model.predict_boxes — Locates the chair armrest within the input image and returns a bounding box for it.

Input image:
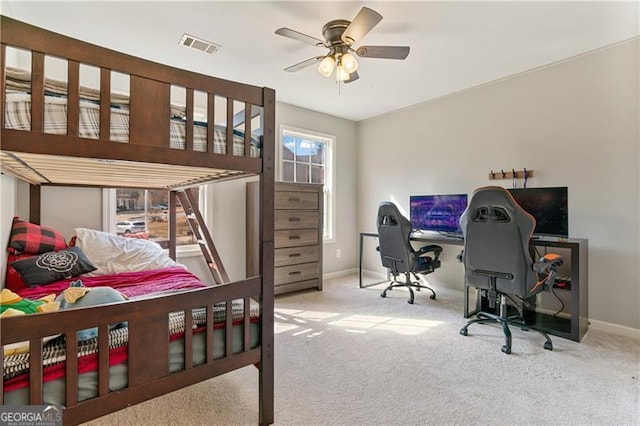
[415,244,443,258]
[531,253,563,292]
[533,253,563,273]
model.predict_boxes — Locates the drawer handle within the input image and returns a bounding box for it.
[288,217,301,222]
[288,197,300,202]
[289,253,301,258]
[289,271,302,276]
[288,235,301,240]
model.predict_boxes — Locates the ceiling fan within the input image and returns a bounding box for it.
[275,7,410,84]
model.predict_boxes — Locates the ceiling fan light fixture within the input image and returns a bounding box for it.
[318,56,335,77]
[276,7,410,84]
[336,66,350,82]
[341,53,358,74]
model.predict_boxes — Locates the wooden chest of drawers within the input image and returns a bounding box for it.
[247,181,323,295]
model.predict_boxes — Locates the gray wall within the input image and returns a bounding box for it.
[357,39,639,330]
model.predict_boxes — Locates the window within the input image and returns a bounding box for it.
[106,188,201,249]
[279,125,335,241]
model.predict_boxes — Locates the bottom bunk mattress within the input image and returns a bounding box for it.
[2,267,260,405]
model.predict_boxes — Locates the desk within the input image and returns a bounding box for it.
[358,232,589,342]
[358,232,462,289]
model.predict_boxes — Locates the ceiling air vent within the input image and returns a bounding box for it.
[179,33,220,55]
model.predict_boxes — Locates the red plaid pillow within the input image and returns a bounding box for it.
[7,217,68,255]
[5,252,34,292]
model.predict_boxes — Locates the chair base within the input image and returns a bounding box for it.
[459,311,553,354]
[380,272,436,304]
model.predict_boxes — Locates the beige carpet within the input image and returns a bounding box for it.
[87,274,640,425]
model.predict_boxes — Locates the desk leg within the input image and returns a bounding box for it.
[464,287,480,318]
[358,233,389,289]
[359,233,364,288]
[464,287,471,318]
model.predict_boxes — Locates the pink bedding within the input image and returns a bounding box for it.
[3,267,215,392]
[15,266,207,300]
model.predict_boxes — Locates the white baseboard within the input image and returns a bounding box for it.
[323,268,358,280]
[360,269,387,280]
[588,319,640,340]
[323,268,388,281]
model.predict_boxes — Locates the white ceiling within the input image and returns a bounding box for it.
[1,1,638,121]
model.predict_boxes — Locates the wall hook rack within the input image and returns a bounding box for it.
[488,169,533,180]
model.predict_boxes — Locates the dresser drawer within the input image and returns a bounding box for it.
[275,246,320,267]
[275,210,319,230]
[275,229,318,248]
[275,262,319,285]
[275,191,318,210]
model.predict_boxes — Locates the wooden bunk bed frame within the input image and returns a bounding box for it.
[0,16,275,425]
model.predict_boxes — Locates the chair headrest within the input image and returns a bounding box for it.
[462,186,535,235]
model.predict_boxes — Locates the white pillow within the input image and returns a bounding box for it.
[74,228,184,276]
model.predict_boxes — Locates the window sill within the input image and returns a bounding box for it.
[175,245,203,259]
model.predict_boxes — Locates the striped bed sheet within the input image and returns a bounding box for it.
[3,300,260,388]
[3,68,261,158]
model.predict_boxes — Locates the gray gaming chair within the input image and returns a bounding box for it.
[376,202,442,304]
[458,186,563,354]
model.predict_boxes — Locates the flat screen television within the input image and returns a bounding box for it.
[409,194,468,234]
[507,186,568,237]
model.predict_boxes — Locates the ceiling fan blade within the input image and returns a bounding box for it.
[344,71,359,84]
[284,56,323,72]
[341,7,383,45]
[356,45,410,60]
[275,28,325,47]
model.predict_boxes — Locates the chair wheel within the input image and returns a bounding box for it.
[544,341,553,351]
[501,345,511,354]
[459,328,468,336]
[429,294,436,300]
[380,293,386,298]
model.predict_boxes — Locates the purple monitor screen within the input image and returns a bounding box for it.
[410,194,468,233]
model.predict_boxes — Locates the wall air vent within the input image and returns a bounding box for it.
[179,33,220,55]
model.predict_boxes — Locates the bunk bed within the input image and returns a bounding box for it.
[0,16,275,425]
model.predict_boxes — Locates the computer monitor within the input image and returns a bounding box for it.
[507,186,568,238]
[409,194,468,234]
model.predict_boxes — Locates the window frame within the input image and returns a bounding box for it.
[103,187,204,258]
[278,124,336,243]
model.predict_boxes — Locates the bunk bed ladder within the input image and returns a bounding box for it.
[174,190,230,285]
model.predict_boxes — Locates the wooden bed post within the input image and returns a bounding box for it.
[169,191,177,260]
[29,184,41,225]
[259,87,276,426]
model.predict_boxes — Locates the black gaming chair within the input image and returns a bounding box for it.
[376,202,442,304]
[458,186,563,354]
